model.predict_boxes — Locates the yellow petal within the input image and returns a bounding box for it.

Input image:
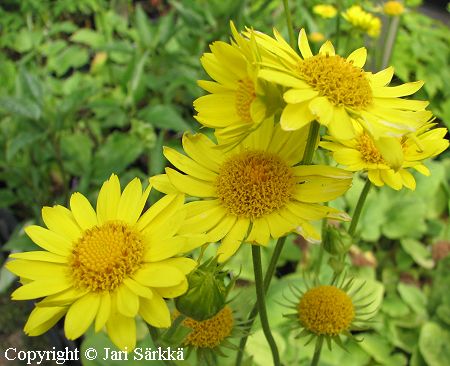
[70,193,97,230]
[149,174,178,194]
[65,293,100,339]
[136,193,184,232]
[24,306,67,336]
[370,66,394,87]
[284,89,319,104]
[42,206,82,243]
[400,169,416,190]
[133,264,184,287]
[280,102,315,131]
[163,146,217,181]
[11,277,72,300]
[166,168,216,197]
[96,174,121,224]
[208,214,237,242]
[9,251,67,263]
[217,218,250,262]
[144,236,186,262]
[95,292,111,332]
[372,81,424,98]
[38,287,88,307]
[139,294,171,328]
[266,211,296,238]
[116,285,139,317]
[182,133,224,172]
[246,217,270,245]
[25,225,72,256]
[178,203,227,236]
[298,28,313,59]
[368,170,384,186]
[116,178,143,224]
[309,96,334,125]
[154,279,188,299]
[346,47,367,68]
[106,310,136,350]
[123,278,153,299]
[156,258,197,274]
[380,170,403,190]
[374,137,404,171]
[319,40,335,56]
[258,69,310,89]
[6,260,66,280]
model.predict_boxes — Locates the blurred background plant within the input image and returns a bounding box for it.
[0,0,448,365]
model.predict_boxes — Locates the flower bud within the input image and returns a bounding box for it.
[323,226,353,255]
[175,257,233,321]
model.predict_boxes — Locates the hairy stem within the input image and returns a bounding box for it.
[282,0,296,48]
[348,179,371,236]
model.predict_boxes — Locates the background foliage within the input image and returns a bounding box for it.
[0,0,449,365]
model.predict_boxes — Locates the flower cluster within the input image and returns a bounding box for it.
[342,5,382,38]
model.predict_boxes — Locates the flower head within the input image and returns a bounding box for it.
[151,119,352,262]
[313,4,337,19]
[285,276,374,350]
[321,122,449,190]
[250,28,431,140]
[6,175,203,350]
[342,5,382,38]
[194,22,280,146]
[383,1,405,16]
[309,32,325,43]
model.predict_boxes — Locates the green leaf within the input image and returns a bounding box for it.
[382,294,410,317]
[47,45,89,76]
[0,264,16,294]
[382,198,427,239]
[12,28,33,53]
[138,104,191,132]
[60,133,94,174]
[19,69,43,104]
[92,133,144,183]
[397,283,427,317]
[400,238,434,269]
[0,96,41,120]
[125,50,150,106]
[135,4,153,49]
[246,329,286,366]
[419,322,450,366]
[6,131,46,161]
[70,28,105,48]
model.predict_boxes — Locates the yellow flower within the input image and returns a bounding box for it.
[194,22,278,146]
[321,122,449,190]
[342,5,382,38]
[151,119,352,262]
[285,276,374,350]
[6,175,203,350]
[383,1,405,16]
[249,28,431,140]
[313,4,337,19]
[309,32,325,43]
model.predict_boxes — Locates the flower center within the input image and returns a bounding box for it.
[216,150,296,219]
[298,285,355,336]
[69,221,144,292]
[182,306,234,348]
[235,78,256,122]
[356,133,385,164]
[297,54,372,109]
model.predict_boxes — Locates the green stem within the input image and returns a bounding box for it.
[148,326,176,366]
[252,246,281,366]
[236,237,286,366]
[335,0,342,51]
[348,179,371,236]
[381,16,400,70]
[282,0,296,48]
[301,121,320,165]
[310,337,324,366]
[51,134,69,204]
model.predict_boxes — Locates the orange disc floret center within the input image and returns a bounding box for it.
[216,150,296,219]
[182,306,234,349]
[235,77,256,122]
[69,221,144,292]
[297,54,372,109]
[298,285,355,336]
[356,133,385,164]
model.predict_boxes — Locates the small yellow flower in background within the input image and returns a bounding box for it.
[194,22,280,147]
[309,31,325,43]
[285,277,374,349]
[321,122,449,190]
[151,119,352,262]
[180,306,234,348]
[342,5,382,38]
[6,175,203,350]
[383,1,405,16]
[313,4,337,19]
[251,28,431,140]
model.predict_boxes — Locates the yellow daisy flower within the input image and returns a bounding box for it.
[6,175,203,350]
[342,5,382,38]
[285,276,375,351]
[383,1,405,16]
[309,32,325,43]
[194,22,280,146]
[313,4,337,19]
[249,28,431,140]
[320,122,449,190]
[151,120,352,262]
